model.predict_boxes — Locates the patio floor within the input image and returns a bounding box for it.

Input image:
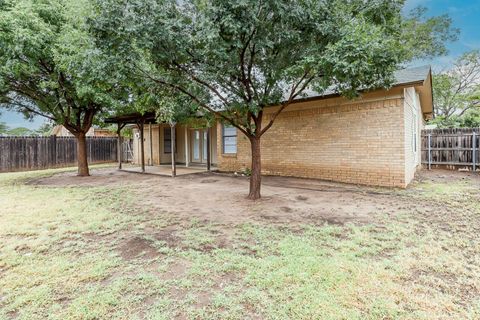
[121,164,216,176]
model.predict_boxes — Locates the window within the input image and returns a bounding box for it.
[164,127,176,154]
[222,125,237,154]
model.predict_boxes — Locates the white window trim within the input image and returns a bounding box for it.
[222,124,237,154]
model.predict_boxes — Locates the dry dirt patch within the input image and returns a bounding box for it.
[29,167,430,228]
[119,237,161,260]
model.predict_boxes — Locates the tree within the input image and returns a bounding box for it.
[93,0,458,199]
[35,122,55,136]
[0,122,8,134]
[433,50,480,123]
[401,6,459,61]
[0,0,121,176]
[6,127,34,136]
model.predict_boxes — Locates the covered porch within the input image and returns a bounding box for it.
[104,112,217,177]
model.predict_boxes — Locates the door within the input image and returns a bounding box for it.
[191,129,209,164]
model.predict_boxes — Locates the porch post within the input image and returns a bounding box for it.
[158,124,162,165]
[139,119,145,173]
[206,128,211,171]
[171,123,176,177]
[185,126,189,167]
[117,123,124,170]
[149,123,153,166]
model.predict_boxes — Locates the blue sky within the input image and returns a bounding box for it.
[404,0,480,71]
[1,0,479,130]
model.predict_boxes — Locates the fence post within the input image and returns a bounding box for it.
[428,133,432,170]
[473,132,477,172]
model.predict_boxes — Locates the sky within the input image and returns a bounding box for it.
[404,0,480,71]
[1,0,479,130]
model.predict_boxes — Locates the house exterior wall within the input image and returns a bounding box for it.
[217,88,424,188]
[403,87,424,183]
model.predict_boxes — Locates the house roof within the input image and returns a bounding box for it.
[292,65,433,117]
[296,65,432,101]
[392,65,431,86]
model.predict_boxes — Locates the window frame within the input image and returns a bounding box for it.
[163,127,176,154]
[222,124,237,154]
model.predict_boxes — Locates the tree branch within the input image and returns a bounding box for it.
[260,72,315,136]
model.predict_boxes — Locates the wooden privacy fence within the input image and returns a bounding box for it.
[422,128,480,171]
[0,136,122,172]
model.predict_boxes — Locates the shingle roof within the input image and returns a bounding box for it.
[295,65,431,101]
[392,65,431,86]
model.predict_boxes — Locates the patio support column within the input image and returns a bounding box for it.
[149,123,153,166]
[206,127,211,171]
[158,125,162,165]
[116,123,125,170]
[185,126,189,167]
[139,119,145,173]
[170,123,176,177]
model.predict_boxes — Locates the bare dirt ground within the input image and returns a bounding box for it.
[31,167,480,227]
[30,167,424,226]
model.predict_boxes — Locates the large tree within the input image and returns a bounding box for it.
[93,0,457,199]
[0,0,121,176]
[432,50,480,123]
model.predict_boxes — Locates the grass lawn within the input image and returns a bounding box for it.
[0,166,479,319]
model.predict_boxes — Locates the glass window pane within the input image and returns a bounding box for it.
[223,126,236,136]
[223,125,237,154]
[193,131,200,160]
[164,128,172,153]
[223,136,237,153]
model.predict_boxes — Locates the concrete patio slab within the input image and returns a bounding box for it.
[120,164,216,176]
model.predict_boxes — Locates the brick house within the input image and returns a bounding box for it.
[124,65,432,188]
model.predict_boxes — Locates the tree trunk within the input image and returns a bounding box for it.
[76,132,90,176]
[248,136,261,200]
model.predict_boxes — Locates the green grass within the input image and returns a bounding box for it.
[0,168,479,319]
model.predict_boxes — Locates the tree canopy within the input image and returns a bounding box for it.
[432,50,480,122]
[401,6,459,61]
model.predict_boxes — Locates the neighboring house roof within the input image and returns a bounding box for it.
[50,125,65,136]
[51,125,116,137]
